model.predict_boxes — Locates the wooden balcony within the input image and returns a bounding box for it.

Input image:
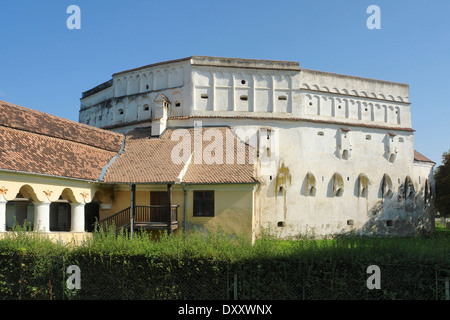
[99,205,179,233]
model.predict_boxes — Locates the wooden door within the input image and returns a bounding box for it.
[150,191,168,222]
[150,191,168,205]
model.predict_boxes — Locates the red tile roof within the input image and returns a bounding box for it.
[0,101,123,152]
[0,100,124,181]
[102,127,257,184]
[414,150,435,163]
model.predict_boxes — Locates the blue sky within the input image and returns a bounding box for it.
[0,0,449,165]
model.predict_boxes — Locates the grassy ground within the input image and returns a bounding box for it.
[435,221,450,235]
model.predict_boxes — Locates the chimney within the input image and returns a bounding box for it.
[151,93,171,137]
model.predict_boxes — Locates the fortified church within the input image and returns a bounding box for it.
[0,56,435,240]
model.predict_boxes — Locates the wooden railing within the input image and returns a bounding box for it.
[99,205,179,231]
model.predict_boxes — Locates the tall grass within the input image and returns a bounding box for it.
[0,224,448,267]
[0,223,66,256]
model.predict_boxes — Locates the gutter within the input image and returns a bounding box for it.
[181,183,187,240]
[97,135,127,182]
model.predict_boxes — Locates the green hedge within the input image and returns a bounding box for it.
[0,227,448,300]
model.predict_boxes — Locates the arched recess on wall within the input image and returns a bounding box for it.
[404,176,415,199]
[114,102,125,124]
[128,75,140,95]
[170,91,183,111]
[59,188,77,203]
[424,179,432,204]
[357,174,369,198]
[6,185,38,230]
[16,185,39,202]
[305,172,316,197]
[395,106,401,124]
[114,79,123,96]
[332,173,344,197]
[381,174,393,199]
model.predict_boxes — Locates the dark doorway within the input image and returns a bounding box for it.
[85,202,99,232]
[150,191,168,205]
[150,191,168,222]
[50,202,71,231]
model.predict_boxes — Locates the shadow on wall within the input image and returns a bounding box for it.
[350,177,434,237]
[295,174,435,238]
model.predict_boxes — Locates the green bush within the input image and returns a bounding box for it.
[0,226,448,299]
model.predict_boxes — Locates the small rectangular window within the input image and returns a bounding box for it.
[201,94,208,99]
[193,191,214,217]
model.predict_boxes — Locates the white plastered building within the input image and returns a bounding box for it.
[79,56,435,238]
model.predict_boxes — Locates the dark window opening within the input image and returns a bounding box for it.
[85,202,99,232]
[193,191,214,217]
[278,186,283,196]
[50,202,71,232]
[342,149,349,160]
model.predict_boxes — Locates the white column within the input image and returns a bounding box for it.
[70,202,85,232]
[0,196,7,232]
[33,200,51,232]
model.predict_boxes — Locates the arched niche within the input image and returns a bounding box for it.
[357,174,369,198]
[305,172,316,197]
[382,174,393,199]
[332,173,344,197]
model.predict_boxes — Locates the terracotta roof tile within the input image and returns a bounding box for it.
[0,126,119,181]
[0,100,123,152]
[414,150,435,163]
[102,127,257,184]
[182,127,257,184]
[0,100,124,181]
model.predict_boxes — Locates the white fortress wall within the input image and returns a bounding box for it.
[78,56,433,237]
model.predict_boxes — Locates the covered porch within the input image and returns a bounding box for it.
[99,205,179,233]
[98,184,179,235]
